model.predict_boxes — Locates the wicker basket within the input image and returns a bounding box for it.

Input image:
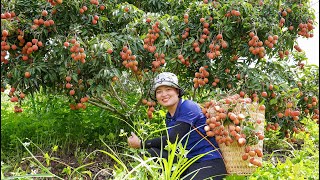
[219,139,263,175]
[208,101,265,175]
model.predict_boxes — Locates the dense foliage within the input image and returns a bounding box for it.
[2,0,318,140]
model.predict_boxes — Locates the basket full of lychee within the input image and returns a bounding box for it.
[202,94,265,175]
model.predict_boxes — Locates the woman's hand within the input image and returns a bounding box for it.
[127,132,141,149]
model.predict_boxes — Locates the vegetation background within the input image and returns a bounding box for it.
[1,0,319,179]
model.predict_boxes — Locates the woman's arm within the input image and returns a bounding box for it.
[142,121,191,149]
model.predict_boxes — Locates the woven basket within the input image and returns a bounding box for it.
[219,139,263,175]
[208,101,265,175]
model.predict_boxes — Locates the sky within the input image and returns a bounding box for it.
[297,0,319,66]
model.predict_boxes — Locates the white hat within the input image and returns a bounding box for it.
[150,72,184,100]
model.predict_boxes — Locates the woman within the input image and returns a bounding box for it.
[128,72,227,180]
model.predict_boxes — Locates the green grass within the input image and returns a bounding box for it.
[1,92,128,163]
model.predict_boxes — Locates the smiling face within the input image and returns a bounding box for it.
[155,85,180,114]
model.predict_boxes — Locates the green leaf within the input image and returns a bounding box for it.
[52,145,58,152]
[62,166,72,175]
[270,98,277,105]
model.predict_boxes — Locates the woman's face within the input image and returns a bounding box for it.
[155,85,180,108]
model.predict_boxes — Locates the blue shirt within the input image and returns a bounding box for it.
[165,99,222,162]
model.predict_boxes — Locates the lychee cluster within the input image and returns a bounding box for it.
[7,87,26,113]
[278,49,290,59]
[197,18,210,45]
[120,45,138,72]
[177,54,190,67]
[20,38,43,61]
[224,9,241,17]
[47,0,63,6]
[264,34,278,49]
[64,38,87,64]
[143,21,160,53]
[297,20,315,38]
[206,33,228,59]
[181,27,190,40]
[151,53,166,71]
[193,67,209,88]
[142,99,156,119]
[1,11,16,20]
[31,10,55,30]
[248,32,265,58]
[69,96,89,110]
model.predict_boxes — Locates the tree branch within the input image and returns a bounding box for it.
[132,74,152,111]
[88,98,129,121]
[95,96,117,110]
[109,84,128,109]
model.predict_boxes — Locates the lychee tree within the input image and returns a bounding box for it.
[1,0,319,140]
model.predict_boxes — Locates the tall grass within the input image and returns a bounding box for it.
[1,92,129,166]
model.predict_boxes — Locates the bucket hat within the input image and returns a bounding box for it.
[150,72,184,101]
